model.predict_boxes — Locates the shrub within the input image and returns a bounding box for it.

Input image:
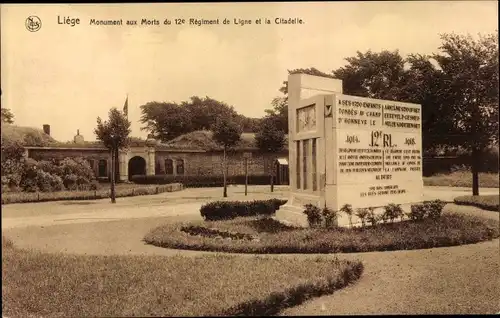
[322,207,338,228]
[453,195,499,212]
[366,208,378,226]
[407,204,427,221]
[303,204,322,228]
[200,199,285,221]
[383,203,404,223]
[355,208,370,228]
[340,204,354,228]
[424,199,447,219]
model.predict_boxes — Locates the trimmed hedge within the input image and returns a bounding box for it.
[200,199,288,221]
[453,195,499,212]
[1,183,183,204]
[131,174,278,187]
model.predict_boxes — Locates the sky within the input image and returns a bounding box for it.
[1,1,498,142]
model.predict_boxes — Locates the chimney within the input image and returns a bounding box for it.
[74,129,84,144]
[43,124,50,136]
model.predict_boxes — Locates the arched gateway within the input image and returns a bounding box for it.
[128,156,146,180]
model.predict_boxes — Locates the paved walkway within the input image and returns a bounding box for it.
[2,185,499,315]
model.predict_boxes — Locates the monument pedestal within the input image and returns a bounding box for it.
[277,73,424,228]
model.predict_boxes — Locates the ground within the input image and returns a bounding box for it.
[2,185,499,315]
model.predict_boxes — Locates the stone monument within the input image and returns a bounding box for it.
[275,74,424,227]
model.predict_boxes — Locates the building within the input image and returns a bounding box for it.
[25,125,290,184]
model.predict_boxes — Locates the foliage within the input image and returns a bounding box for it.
[2,238,362,317]
[383,203,404,223]
[302,204,323,228]
[322,207,338,228]
[139,97,260,142]
[1,107,14,124]
[1,124,56,146]
[255,116,286,153]
[199,199,287,221]
[407,200,447,221]
[211,117,242,197]
[145,213,499,254]
[1,183,183,204]
[211,117,243,150]
[355,208,370,227]
[340,204,354,228]
[94,108,131,151]
[453,195,499,212]
[364,207,378,226]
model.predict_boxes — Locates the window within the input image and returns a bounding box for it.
[176,159,185,175]
[87,159,95,169]
[165,159,173,175]
[98,159,107,177]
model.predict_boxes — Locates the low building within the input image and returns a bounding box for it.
[25,126,290,184]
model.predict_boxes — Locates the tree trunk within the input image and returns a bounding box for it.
[245,157,248,196]
[270,157,275,193]
[472,147,480,196]
[223,147,227,198]
[110,148,116,204]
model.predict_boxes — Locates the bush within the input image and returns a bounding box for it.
[383,204,404,223]
[303,204,322,228]
[322,207,338,228]
[408,200,447,221]
[453,195,499,212]
[200,199,286,221]
[424,199,447,219]
[355,208,370,227]
[407,204,427,221]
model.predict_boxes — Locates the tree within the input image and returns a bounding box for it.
[1,108,14,124]
[139,101,192,142]
[94,108,131,203]
[333,50,407,100]
[255,116,286,192]
[431,32,499,195]
[211,117,242,198]
[183,96,239,131]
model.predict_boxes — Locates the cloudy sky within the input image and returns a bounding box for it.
[1,2,497,141]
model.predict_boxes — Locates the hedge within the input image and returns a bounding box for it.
[453,195,499,212]
[130,174,278,187]
[200,199,288,221]
[1,183,183,204]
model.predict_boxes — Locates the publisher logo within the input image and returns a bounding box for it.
[26,16,42,32]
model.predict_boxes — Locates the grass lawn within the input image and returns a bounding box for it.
[454,195,499,212]
[2,238,363,317]
[423,171,499,188]
[144,213,499,254]
[1,183,182,205]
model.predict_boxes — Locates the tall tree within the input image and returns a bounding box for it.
[333,50,407,100]
[1,108,14,124]
[94,108,131,203]
[211,117,242,198]
[255,116,286,192]
[139,101,192,142]
[431,32,499,195]
[183,96,239,131]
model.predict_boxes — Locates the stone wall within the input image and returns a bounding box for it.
[155,150,288,177]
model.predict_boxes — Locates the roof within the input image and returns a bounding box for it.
[164,130,289,152]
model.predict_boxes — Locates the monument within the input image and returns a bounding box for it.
[276,74,424,227]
